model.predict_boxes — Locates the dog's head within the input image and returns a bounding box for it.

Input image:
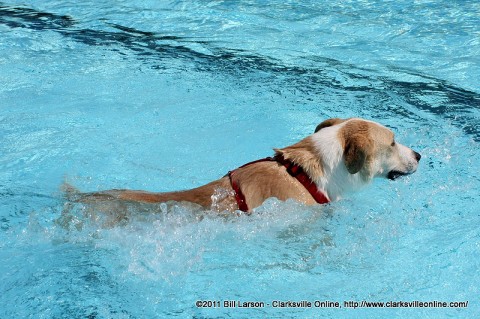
[315,118,421,181]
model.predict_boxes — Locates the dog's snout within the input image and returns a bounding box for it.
[413,151,421,162]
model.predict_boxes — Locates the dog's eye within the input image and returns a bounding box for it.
[391,140,396,147]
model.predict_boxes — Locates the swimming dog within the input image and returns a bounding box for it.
[70,118,421,213]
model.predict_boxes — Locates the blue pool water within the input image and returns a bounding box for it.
[1,1,479,318]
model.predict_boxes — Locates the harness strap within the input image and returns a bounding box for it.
[227,157,274,212]
[227,155,329,212]
[228,170,248,212]
[275,155,330,205]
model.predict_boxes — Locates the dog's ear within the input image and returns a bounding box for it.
[343,133,373,174]
[315,118,346,133]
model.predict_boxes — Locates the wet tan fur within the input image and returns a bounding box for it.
[80,137,322,212]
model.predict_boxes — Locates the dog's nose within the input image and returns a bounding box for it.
[413,151,421,162]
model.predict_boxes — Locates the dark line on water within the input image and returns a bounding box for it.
[1,3,479,140]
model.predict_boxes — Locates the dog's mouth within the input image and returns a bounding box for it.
[387,170,410,180]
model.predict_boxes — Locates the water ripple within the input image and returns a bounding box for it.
[1,4,479,140]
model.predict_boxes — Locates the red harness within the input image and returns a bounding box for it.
[227,155,330,212]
